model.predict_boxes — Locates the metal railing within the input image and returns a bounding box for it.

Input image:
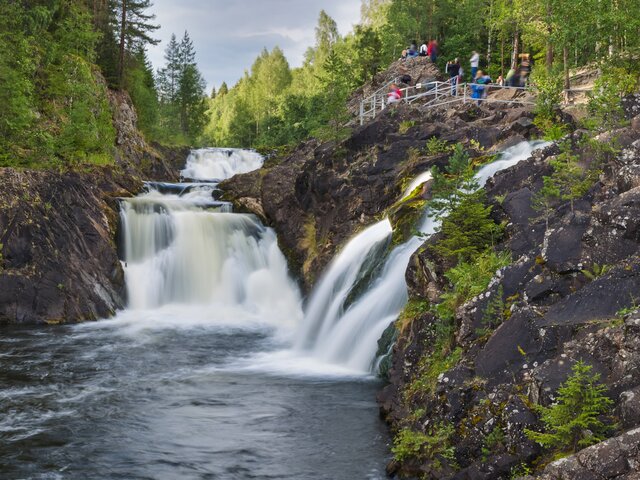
[358,81,592,125]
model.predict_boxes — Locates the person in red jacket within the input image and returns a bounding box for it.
[387,84,402,104]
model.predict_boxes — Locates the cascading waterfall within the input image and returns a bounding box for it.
[181,148,264,180]
[119,148,302,329]
[298,141,548,373]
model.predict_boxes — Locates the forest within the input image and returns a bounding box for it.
[0,0,206,168]
[2,0,640,166]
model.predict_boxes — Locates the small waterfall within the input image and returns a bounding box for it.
[181,148,264,180]
[295,220,393,350]
[119,150,302,329]
[298,141,548,373]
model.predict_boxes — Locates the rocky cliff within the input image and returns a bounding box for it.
[0,90,184,325]
[377,108,640,478]
[221,101,536,288]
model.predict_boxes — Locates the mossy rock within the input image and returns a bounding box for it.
[388,194,427,245]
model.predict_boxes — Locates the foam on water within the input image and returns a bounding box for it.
[181,148,264,180]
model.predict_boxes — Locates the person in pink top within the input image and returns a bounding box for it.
[387,84,402,104]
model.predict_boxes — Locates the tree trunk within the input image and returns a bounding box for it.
[118,0,127,89]
[487,0,494,66]
[563,46,571,102]
[545,3,554,69]
[511,28,519,70]
[501,37,505,77]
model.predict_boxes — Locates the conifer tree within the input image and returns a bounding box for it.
[113,0,159,88]
[526,361,613,453]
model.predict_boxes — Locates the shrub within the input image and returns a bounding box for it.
[435,250,511,322]
[531,66,565,139]
[392,423,455,466]
[587,67,638,131]
[525,361,614,454]
[433,189,504,263]
[425,137,450,155]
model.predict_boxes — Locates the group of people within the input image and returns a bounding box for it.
[446,53,494,100]
[391,44,533,105]
[401,40,438,63]
[503,53,532,87]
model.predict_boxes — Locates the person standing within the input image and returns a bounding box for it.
[419,41,428,56]
[428,40,438,63]
[470,51,480,81]
[446,58,460,95]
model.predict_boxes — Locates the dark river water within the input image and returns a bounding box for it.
[0,319,390,480]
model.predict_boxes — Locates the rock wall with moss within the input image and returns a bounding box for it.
[378,110,640,478]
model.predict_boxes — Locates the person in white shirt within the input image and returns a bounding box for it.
[419,42,428,56]
[470,51,480,82]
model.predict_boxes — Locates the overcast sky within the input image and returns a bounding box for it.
[147,0,362,93]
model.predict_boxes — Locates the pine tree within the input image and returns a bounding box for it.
[156,34,180,102]
[113,0,159,88]
[428,144,479,219]
[176,31,206,141]
[316,49,350,141]
[526,361,614,453]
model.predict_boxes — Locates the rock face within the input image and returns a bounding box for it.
[221,101,538,288]
[379,119,640,478]
[0,89,185,324]
[108,89,189,181]
[0,168,139,324]
[529,427,640,480]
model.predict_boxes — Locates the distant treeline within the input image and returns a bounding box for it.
[204,0,640,148]
[2,0,639,167]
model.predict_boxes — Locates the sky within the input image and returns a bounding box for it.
[147,0,363,93]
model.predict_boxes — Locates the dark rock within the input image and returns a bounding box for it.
[0,168,137,324]
[532,427,640,480]
[541,262,640,327]
[619,387,640,429]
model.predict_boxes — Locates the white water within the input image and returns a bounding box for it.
[119,151,303,331]
[181,148,264,180]
[402,171,434,200]
[298,141,548,373]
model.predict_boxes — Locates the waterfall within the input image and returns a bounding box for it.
[118,150,302,330]
[181,148,264,180]
[297,141,548,373]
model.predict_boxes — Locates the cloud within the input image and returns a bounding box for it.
[146,0,361,91]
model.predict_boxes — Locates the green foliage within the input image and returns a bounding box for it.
[398,120,416,134]
[616,299,639,319]
[435,251,511,322]
[404,346,462,400]
[581,263,611,281]
[510,463,533,479]
[481,285,507,332]
[392,423,455,466]
[434,189,504,263]
[396,298,430,334]
[156,32,208,144]
[0,2,115,168]
[531,67,568,140]
[425,137,451,155]
[587,67,638,131]
[428,144,479,219]
[532,67,564,121]
[482,426,506,460]
[533,141,600,220]
[525,361,614,454]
